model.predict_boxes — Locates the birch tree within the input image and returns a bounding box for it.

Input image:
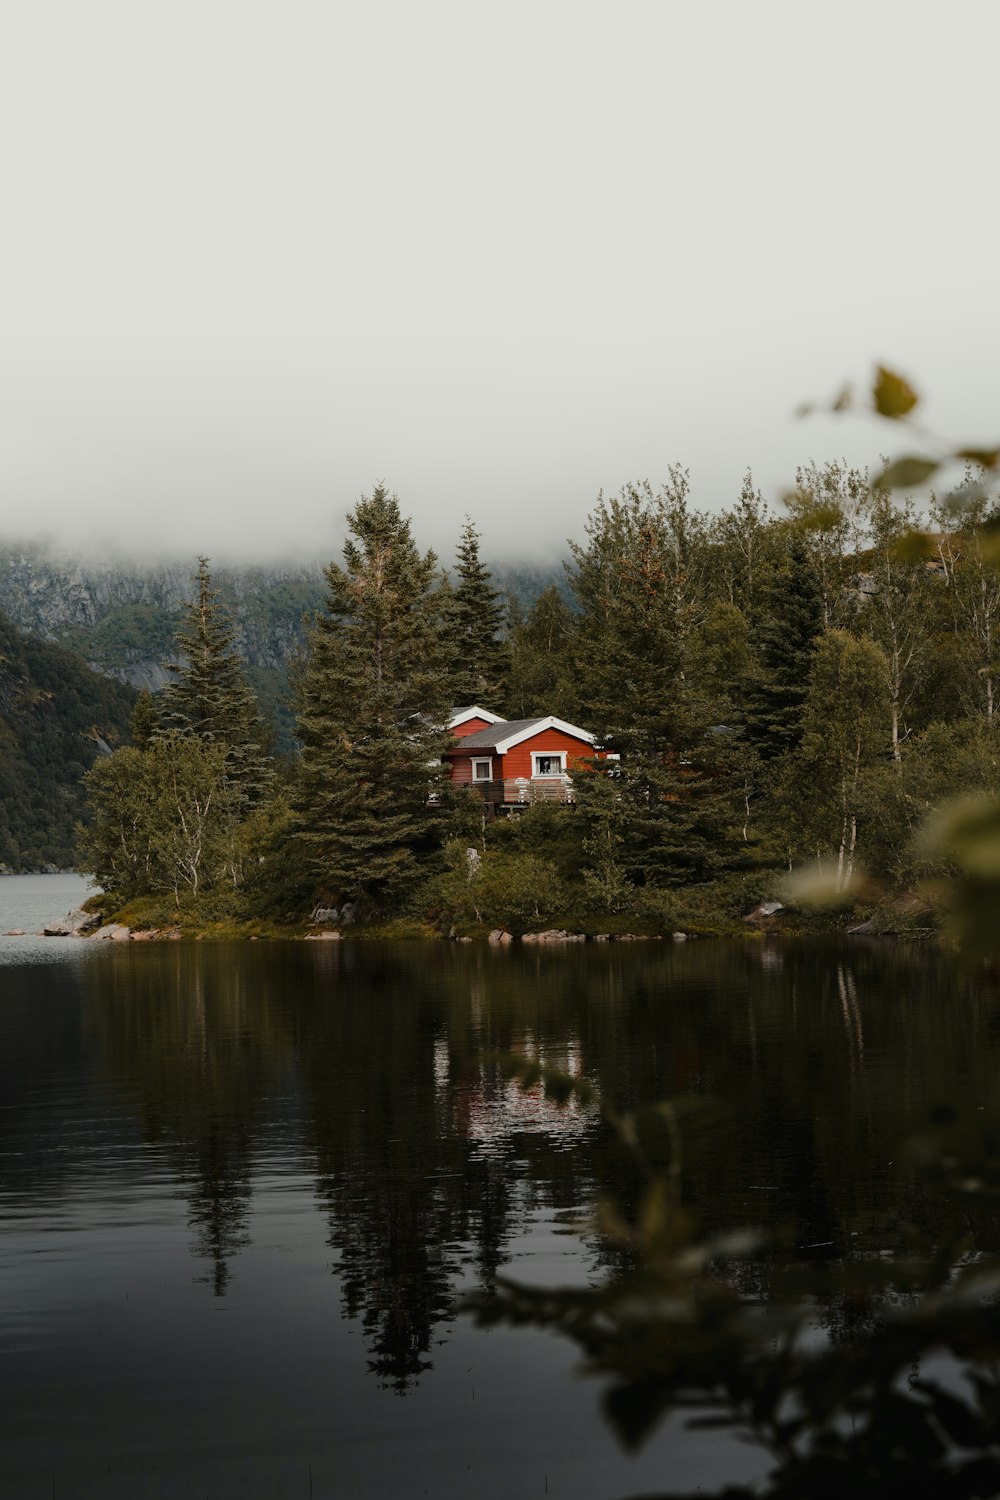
[857,487,933,766]
[786,630,889,889]
[784,461,867,630]
[931,484,1000,726]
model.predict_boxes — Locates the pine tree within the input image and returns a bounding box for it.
[129,688,158,750]
[746,538,823,761]
[290,486,451,912]
[443,519,509,710]
[506,585,577,719]
[569,479,743,886]
[157,558,274,807]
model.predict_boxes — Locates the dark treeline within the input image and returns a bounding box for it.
[80,462,1000,929]
[0,611,135,871]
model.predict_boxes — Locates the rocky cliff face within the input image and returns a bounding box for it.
[0,548,326,691]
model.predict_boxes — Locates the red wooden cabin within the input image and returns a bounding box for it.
[444,709,602,809]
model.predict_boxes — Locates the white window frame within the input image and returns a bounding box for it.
[471,758,493,782]
[531,751,566,778]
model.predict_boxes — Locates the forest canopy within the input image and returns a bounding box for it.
[61,431,1000,934]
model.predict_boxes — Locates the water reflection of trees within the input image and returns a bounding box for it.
[76,938,1000,1386]
[82,945,287,1296]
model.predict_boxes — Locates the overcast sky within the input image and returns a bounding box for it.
[1,1,997,565]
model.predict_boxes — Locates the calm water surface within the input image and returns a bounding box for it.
[1,875,998,1498]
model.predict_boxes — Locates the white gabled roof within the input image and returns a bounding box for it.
[448,705,506,729]
[493,716,596,754]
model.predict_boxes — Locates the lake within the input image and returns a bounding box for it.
[1,875,997,1498]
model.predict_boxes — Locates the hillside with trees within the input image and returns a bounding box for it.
[77,451,1000,935]
[0,611,135,871]
[0,546,562,752]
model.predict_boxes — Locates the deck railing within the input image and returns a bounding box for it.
[471,776,575,806]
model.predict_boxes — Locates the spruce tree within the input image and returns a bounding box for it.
[157,558,274,807]
[569,480,744,886]
[506,585,577,719]
[129,688,158,750]
[745,538,823,761]
[443,519,509,709]
[291,486,451,912]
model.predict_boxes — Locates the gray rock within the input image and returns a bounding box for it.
[91,923,131,942]
[522,930,585,944]
[44,907,101,937]
[744,901,784,923]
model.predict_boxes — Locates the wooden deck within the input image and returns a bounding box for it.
[472,777,576,807]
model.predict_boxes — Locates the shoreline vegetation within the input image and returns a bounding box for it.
[27,375,1000,948]
[29,369,995,948]
[23,890,939,946]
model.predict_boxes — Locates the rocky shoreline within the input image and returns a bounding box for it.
[19,905,704,945]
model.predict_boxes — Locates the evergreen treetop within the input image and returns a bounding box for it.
[443,518,509,711]
[746,537,823,761]
[291,486,451,911]
[157,558,274,807]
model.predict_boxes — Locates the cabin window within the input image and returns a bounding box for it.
[472,758,493,781]
[532,752,566,777]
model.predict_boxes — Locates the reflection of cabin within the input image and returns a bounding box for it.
[445,707,601,810]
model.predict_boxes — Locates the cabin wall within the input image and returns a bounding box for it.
[451,716,495,739]
[447,754,497,784]
[501,730,595,780]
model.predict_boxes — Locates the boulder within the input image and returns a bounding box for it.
[43,907,102,937]
[522,930,585,944]
[130,929,160,941]
[744,901,784,923]
[91,923,131,942]
[4,929,25,937]
[488,929,512,944]
[305,930,342,941]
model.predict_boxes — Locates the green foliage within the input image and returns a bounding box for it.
[129,688,158,749]
[443,518,509,710]
[76,562,282,909]
[57,602,181,670]
[79,734,249,904]
[157,558,275,809]
[289,486,452,913]
[426,840,567,933]
[567,472,701,741]
[782,631,889,884]
[0,609,135,870]
[745,538,823,761]
[505,584,578,720]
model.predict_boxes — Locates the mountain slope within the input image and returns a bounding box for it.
[0,612,136,871]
